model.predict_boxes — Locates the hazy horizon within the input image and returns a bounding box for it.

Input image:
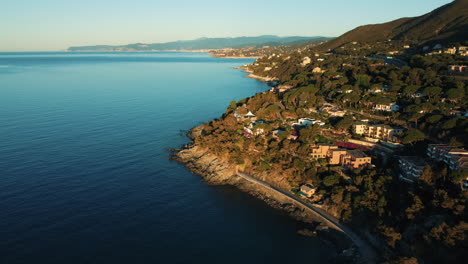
[0,0,453,52]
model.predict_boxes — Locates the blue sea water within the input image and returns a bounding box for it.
[0,52,334,263]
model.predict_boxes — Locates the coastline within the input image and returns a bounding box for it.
[232,66,280,83]
[244,73,278,82]
[66,49,261,59]
[171,64,382,263]
[172,137,367,263]
[211,55,261,59]
[173,144,331,224]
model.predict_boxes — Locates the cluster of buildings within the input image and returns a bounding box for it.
[243,120,265,137]
[425,45,468,56]
[310,143,372,169]
[441,46,468,56]
[353,122,404,142]
[269,84,294,94]
[427,144,468,171]
[397,144,468,185]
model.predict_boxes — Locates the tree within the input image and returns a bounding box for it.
[452,169,468,187]
[299,126,319,143]
[378,225,401,248]
[419,165,434,185]
[402,129,425,144]
[228,100,237,111]
[426,115,443,124]
[334,115,354,131]
[404,85,420,95]
[405,195,424,219]
[355,74,370,89]
[446,88,464,101]
[449,136,464,147]
[441,117,461,130]
[408,113,425,129]
[422,86,442,99]
[323,174,340,187]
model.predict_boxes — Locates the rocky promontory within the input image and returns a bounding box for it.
[172,141,358,261]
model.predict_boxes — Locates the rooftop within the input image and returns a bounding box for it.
[348,149,368,158]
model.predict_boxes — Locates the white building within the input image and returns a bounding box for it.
[312,67,324,73]
[373,103,399,112]
[244,111,256,119]
[301,57,311,66]
[293,118,325,127]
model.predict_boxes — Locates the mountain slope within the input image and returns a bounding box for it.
[319,18,412,50]
[68,36,332,52]
[392,0,468,43]
[319,0,468,50]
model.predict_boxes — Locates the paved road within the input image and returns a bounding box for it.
[237,172,378,263]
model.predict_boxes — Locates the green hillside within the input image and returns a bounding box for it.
[319,0,468,51]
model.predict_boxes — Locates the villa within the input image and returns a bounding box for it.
[300,184,316,197]
[310,144,371,169]
[373,103,399,112]
[293,118,325,128]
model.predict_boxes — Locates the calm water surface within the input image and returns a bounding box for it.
[0,52,334,263]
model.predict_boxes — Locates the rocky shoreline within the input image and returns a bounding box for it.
[212,55,261,59]
[171,140,360,262]
[232,66,279,85]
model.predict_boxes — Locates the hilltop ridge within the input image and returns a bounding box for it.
[319,0,468,51]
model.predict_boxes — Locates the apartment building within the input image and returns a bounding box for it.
[310,144,338,159]
[353,122,404,142]
[427,144,468,171]
[311,144,371,168]
[342,150,372,169]
[398,156,427,182]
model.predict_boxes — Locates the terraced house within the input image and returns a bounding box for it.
[398,156,428,182]
[427,144,468,171]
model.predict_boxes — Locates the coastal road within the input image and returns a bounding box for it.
[236,172,377,263]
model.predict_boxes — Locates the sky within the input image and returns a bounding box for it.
[0,0,454,51]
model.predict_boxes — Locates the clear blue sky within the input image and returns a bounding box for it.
[0,0,453,51]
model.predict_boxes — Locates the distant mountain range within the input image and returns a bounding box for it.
[67,35,332,52]
[319,0,468,51]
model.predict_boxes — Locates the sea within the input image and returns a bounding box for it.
[0,52,335,263]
